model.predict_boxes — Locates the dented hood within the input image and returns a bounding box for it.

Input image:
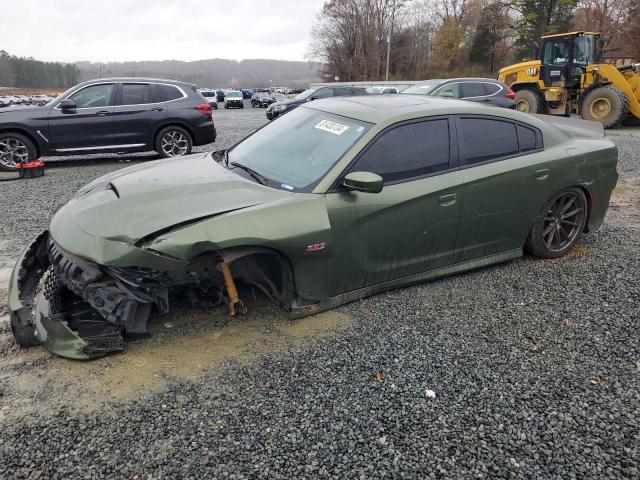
[51,153,291,244]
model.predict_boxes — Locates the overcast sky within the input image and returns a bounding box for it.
[2,0,326,63]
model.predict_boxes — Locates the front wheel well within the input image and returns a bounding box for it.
[0,128,42,158]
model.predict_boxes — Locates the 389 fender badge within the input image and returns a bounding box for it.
[306,242,326,252]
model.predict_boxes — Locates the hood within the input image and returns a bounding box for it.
[269,98,304,109]
[498,60,541,76]
[52,153,292,244]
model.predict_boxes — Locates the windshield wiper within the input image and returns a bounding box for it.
[229,161,268,185]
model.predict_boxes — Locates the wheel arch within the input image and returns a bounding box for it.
[510,82,543,93]
[0,127,43,158]
[153,121,195,145]
[189,245,298,310]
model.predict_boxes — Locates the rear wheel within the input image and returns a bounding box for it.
[525,187,588,259]
[580,86,629,128]
[0,132,36,172]
[514,88,547,114]
[155,126,193,158]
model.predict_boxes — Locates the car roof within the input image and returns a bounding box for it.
[304,95,547,128]
[75,77,197,88]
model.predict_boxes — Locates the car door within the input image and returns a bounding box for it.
[326,117,462,294]
[47,82,116,151]
[112,82,166,147]
[452,115,564,263]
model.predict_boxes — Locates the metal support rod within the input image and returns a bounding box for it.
[218,261,246,316]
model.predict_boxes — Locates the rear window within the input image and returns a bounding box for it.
[460,82,485,98]
[483,83,501,95]
[120,83,159,105]
[200,91,216,97]
[157,84,185,101]
[458,117,519,165]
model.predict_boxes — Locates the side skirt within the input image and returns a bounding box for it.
[290,248,522,318]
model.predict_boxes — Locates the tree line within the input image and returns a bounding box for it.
[309,0,640,81]
[0,51,80,89]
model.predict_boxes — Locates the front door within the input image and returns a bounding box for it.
[48,83,116,151]
[326,117,461,295]
[112,82,166,147]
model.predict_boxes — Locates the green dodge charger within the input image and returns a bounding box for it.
[8,95,618,359]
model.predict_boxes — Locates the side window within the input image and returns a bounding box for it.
[434,83,458,98]
[353,119,451,183]
[460,82,485,98]
[483,83,500,95]
[69,84,114,108]
[458,117,519,165]
[334,87,350,96]
[350,88,365,95]
[315,88,333,99]
[516,124,541,152]
[120,83,158,106]
[158,84,185,101]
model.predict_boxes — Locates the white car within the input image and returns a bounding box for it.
[224,90,244,109]
[366,86,399,94]
[30,95,52,106]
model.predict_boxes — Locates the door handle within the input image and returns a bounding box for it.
[534,168,550,180]
[438,193,457,206]
[96,110,111,116]
[151,107,164,112]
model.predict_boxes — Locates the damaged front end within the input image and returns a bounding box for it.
[9,231,171,359]
[8,231,296,359]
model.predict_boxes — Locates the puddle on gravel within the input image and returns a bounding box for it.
[0,305,351,419]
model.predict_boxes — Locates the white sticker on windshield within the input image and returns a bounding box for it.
[315,119,349,135]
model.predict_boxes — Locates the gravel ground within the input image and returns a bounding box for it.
[0,106,638,479]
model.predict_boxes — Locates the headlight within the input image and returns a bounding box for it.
[273,105,287,112]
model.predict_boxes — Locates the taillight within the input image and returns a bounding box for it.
[196,103,212,117]
[504,89,516,100]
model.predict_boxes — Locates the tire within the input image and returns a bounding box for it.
[155,126,193,158]
[0,132,37,172]
[515,88,548,114]
[580,86,630,128]
[525,187,588,259]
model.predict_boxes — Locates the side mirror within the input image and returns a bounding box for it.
[308,95,319,101]
[342,171,383,194]
[59,99,77,111]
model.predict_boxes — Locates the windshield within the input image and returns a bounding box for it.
[227,91,242,97]
[201,91,215,97]
[401,81,442,95]
[227,107,371,191]
[272,93,286,100]
[294,88,316,100]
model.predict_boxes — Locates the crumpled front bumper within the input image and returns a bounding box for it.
[8,230,91,359]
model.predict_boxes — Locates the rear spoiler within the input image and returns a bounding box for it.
[533,114,605,138]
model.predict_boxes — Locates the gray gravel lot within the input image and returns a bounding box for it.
[0,105,638,479]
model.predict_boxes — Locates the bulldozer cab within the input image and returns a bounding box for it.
[538,32,602,88]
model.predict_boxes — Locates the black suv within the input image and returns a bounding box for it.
[0,77,217,171]
[266,85,366,120]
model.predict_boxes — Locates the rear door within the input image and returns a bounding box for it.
[112,82,166,148]
[47,83,116,151]
[327,117,462,294]
[452,115,558,263]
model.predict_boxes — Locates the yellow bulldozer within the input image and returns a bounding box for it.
[498,31,640,128]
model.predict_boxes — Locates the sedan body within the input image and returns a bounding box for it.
[8,96,617,359]
[402,78,516,109]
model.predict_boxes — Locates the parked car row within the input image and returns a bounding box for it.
[0,77,216,171]
[0,94,56,108]
[265,78,516,121]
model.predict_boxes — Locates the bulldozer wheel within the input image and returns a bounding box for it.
[580,86,629,128]
[515,89,547,114]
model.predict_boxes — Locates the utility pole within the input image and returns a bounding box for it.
[385,2,398,81]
